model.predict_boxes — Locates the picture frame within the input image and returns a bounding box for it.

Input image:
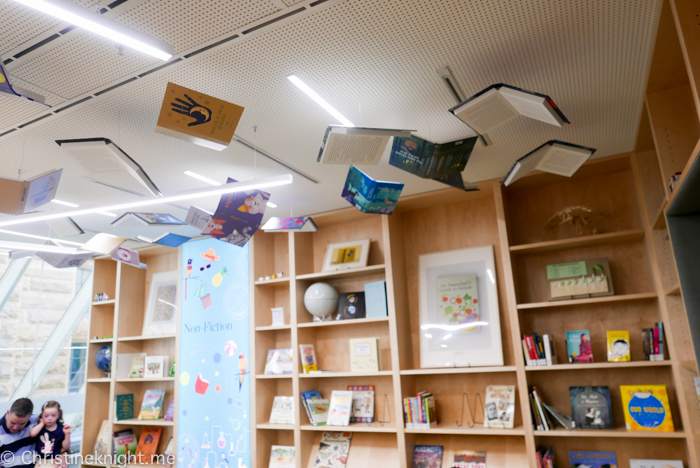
[143,270,178,336]
[418,246,503,368]
[322,239,370,272]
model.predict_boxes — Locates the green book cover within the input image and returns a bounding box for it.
[113,432,138,457]
[115,393,134,421]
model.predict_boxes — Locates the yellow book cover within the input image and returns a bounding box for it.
[349,337,379,372]
[607,330,631,362]
[130,355,145,378]
[620,385,674,432]
[299,344,318,373]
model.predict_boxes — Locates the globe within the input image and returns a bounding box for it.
[303,282,339,319]
[95,344,112,375]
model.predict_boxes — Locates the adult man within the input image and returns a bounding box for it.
[0,399,38,468]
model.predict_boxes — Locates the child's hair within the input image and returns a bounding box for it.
[41,401,64,425]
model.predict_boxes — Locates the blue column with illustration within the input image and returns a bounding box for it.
[178,238,250,468]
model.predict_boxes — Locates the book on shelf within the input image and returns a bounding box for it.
[269,396,295,424]
[309,399,330,426]
[115,393,134,421]
[502,140,595,186]
[301,390,323,424]
[316,125,413,165]
[262,216,318,232]
[0,168,62,215]
[630,460,684,468]
[389,134,477,179]
[403,392,437,429]
[185,205,212,230]
[412,445,443,468]
[112,212,185,227]
[349,337,379,372]
[620,385,674,432]
[269,445,296,468]
[566,330,594,363]
[364,281,388,318]
[337,292,366,320]
[569,451,617,468]
[453,451,486,468]
[529,387,551,431]
[144,356,168,378]
[137,233,191,247]
[327,390,353,426]
[569,386,614,429]
[448,83,569,136]
[138,389,166,420]
[164,398,175,421]
[484,385,515,429]
[348,385,374,423]
[313,432,352,468]
[264,348,293,374]
[135,427,162,463]
[163,437,174,467]
[116,353,147,379]
[536,446,554,468]
[299,344,318,373]
[542,402,574,430]
[607,330,631,362]
[522,333,558,366]
[113,431,138,458]
[93,420,111,457]
[342,165,404,215]
[643,322,665,361]
[130,356,145,378]
[46,217,84,237]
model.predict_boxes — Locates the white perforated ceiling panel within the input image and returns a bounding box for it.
[0,0,661,244]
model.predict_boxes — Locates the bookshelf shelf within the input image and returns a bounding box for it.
[117,334,176,342]
[399,366,518,375]
[115,377,175,382]
[113,419,174,426]
[517,292,658,309]
[525,361,671,371]
[403,423,525,436]
[300,423,397,433]
[297,317,389,328]
[298,370,393,378]
[256,423,295,430]
[256,374,292,379]
[255,325,292,331]
[652,200,667,230]
[89,338,113,343]
[92,300,116,305]
[87,378,111,383]
[296,264,385,281]
[665,283,681,296]
[533,428,686,438]
[509,229,645,254]
[254,277,290,286]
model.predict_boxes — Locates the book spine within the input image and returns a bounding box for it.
[543,334,552,366]
[658,322,665,360]
[532,387,549,431]
[534,333,546,365]
[529,392,542,431]
[526,335,539,365]
[642,328,652,360]
[653,327,660,361]
[522,339,533,366]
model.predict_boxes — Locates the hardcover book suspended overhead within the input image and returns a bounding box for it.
[389,135,478,179]
[449,83,569,136]
[112,212,185,228]
[433,173,479,192]
[502,140,596,186]
[36,241,93,269]
[317,126,414,165]
[341,165,404,215]
[46,217,84,237]
[55,138,161,197]
[204,178,269,247]
[0,169,62,215]
[82,233,127,255]
[262,216,318,232]
[0,62,47,105]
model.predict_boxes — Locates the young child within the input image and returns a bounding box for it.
[30,401,71,466]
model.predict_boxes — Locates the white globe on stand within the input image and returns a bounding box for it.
[303,282,339,319]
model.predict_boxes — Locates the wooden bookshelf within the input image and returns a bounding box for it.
[81,247,180,468]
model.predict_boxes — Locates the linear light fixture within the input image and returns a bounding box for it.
[11,0,174,61]
[287,75,354,127]
[184,171,221,186]
[0,174,293,228]
[0,240,79,254]
[266,202,277,208]
[0,228,83,246]
[97,211,118,217]
[51,199,79,208]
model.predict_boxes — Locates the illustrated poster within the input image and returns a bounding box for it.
[178,238,251,468]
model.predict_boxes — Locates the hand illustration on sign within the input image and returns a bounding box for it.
[171,94,212,126]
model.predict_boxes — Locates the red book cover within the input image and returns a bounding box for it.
[653,327,660,356]
[525,335,538,361]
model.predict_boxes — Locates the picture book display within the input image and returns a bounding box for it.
[349,337,379,372]
[607,330,631,362]
[262,216,318,232]
[301,390,329,426]
[112,212,185,227]
[113,432,138,458]
[164,398,175,421]
[412,445,443,468]
[299,344,318,373]
[92,420,111,457]
[322,239,370,271]
[269,396,295,424]
[337,292,366,320]
[327,390,353,426]
[0,168,62,215]
[364,281,388,318]
[630,461,684,468]
[502,140,596,186]
[484,385,515,428]
[313,432,352,468]
[130,356,145,378]
[144,356,166,378]
[620,385,674,432]
[453,451,486,468]
[317,125,412,165]
[448,83,569,135]
[566,330,594,363]
[264,349,293,374]
[547,259,613,301]
[205,177,269,246]
[342,165,404,215]
[389,134,477,179]
[347,385,375,423]
[569,452,617,468]
[135,427,162,462]
[269,446,296,468]
[115,393,134,421]
[569,386,614,429]
[138,389,166,420]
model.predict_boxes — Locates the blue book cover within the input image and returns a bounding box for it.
[155,233,191,247]
[364,281,388,318]
[341,165,404,215]
[204,178,269,246]
[389,135,477,179]
[569,451,617,468]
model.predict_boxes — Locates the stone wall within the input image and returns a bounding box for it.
[0,254,92,401]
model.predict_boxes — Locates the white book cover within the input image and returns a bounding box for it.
[327,390,353,426]
[503,140,595,186]
[483,385,515,429]
[46,217,84,237]
[317,126,413,165]
[268,445,295,468]
[269,396,295,424]
[144,356,167,378]
[82,233,127,254]
[630,461,684,468]
[264,349,293,374]
[185,205,212,230]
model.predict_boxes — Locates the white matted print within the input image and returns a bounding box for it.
[143,270,178,336]
[322,239,370,272]
[419,246,503,368]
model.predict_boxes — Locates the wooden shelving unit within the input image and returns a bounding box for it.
[81,246,180,468]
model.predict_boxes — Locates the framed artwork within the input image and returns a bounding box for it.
[419,246,503,368]
[322,239,370,272]
[143,270,178,336]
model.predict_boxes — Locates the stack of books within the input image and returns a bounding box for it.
[536,446,555,468]
[403,392,436,429]
[643,322,666,361]
[522,333,557,366]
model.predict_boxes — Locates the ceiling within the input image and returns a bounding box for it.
[0,0,662,247]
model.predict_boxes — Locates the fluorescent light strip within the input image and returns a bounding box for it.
[287,75,354,127]
[0,174,293,228]
[11,0,174,61]
[97,212,118,217]
[0,228,83,246]
[51,199,79,208]
[184,171,221,186]
[0,240,78,254]
[266,202,277,208]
